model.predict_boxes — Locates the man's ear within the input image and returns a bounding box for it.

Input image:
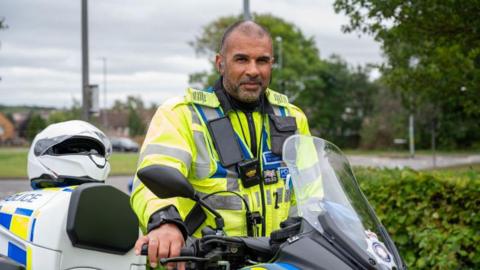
[215,54,224,74]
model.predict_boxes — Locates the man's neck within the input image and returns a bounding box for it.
[226,91,261,113]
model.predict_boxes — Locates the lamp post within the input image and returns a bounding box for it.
[81,0,90,121]
[276,36,283,69]
[98,57,107,128]
[408,56,419,158]
[243,0,251,20]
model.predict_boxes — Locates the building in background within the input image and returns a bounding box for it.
[0,112,15,144]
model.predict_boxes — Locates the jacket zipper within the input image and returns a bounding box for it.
[246,112,266,236]
[246,112,257,157]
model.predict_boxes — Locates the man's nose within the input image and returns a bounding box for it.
[245,60,259,77]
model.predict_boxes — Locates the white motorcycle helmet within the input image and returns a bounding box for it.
[28,120,112,189]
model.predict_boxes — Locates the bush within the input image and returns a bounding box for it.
[355,168,480,269]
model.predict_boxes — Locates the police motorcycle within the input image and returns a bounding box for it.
[0,120,146,270]
[138,134,406,270]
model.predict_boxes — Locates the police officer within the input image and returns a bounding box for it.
[132,20,310,269]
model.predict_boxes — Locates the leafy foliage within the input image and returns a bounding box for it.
[47,99,82,125]
[333,0,480,149]
[356,168,480,269]
[295,56,378,147]
[26,113,47,142]
[121,96,147,137]
[0,17,6,30]
[359,83,408,149]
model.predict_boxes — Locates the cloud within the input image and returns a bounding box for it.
[0,0,383,108]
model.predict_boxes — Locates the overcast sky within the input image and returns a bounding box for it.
[0,0,383,108]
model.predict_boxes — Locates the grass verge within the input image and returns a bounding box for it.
[0,148,139,179]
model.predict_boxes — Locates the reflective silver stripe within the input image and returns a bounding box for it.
[227,178,239,191]
[255,192,260,207]
[198,192,243,210]
[266,190,272,205]
[226,165,238,178]
[188,106,201,125]
[284,189,291,202]
[138,144,192,167]
[193,130,211,178]
[276,187,283,203]
[202,107,220,121]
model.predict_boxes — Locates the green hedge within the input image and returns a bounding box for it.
[356,168,480,269]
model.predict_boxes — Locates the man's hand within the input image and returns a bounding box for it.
[135,223,185,270]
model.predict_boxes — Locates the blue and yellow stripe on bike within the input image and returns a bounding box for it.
[0,205,38,242]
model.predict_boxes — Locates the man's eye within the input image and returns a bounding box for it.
[236,57,248,63]
[257,58,271,64]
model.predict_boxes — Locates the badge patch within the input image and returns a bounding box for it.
[262,151,282,166]
[277,167,289,180]
[373,242,391,262]
[192,91,207,103]
[263,169,278,185]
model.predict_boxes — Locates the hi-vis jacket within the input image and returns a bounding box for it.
[130,85,310,238]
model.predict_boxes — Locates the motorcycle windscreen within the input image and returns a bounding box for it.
[282,135,399,269]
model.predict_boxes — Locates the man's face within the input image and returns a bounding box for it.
[216,31,274,103]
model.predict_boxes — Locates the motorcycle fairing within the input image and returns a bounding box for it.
[282,135,403,270]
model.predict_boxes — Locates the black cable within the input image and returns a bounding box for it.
[201,235,244,243]
[159,256,208,264]
[201,190,251,213]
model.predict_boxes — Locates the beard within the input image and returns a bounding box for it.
[223,75,267,103]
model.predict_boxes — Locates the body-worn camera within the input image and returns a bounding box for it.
[238,158,261,188]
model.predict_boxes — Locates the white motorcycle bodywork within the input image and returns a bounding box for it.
[0,185,146,270]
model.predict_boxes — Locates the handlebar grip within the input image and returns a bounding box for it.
[140,244,148,256]
[180,247,195,256]
[140,244,196,257]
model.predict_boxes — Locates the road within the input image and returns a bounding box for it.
[1,154,479,198]
[348,154,480,170]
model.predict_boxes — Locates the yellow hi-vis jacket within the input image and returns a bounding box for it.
[130,87,311,237]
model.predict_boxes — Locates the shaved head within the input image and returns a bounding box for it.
[219,20,273,55]
[215,20,274,103]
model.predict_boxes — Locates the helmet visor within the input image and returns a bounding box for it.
[34,131,112,159]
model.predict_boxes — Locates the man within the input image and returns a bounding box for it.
[132,20,310,269]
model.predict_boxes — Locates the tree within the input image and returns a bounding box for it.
[113,96,147,137]
[334,0,480,148]
[128,108,145,137]
[47,99,82,125]
[0,18,6,30]
[26,113,47,142]
[189,14,379,147]
[359,82,408,149]
[295,55,378,147]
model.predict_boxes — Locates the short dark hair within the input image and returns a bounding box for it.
[219,20,272,54]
